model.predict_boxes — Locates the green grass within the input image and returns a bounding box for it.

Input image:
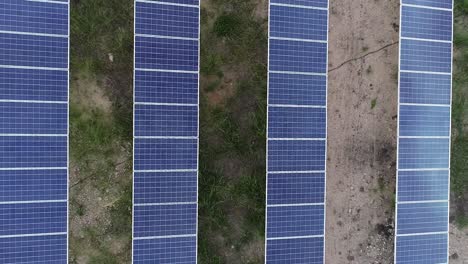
[451,1,468,228]
[70,0,133,262]
[198,0,267,261]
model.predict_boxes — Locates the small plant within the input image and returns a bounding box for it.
[213,13,242,38]
[371,98,377,109]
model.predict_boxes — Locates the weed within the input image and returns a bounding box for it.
[366,65,373,74]
[371,98,377,109]
[456,214,468,228]
[213,13,242,38]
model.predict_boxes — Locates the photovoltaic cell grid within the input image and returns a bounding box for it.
[266,0,328,263]
[133,0,199,263]
[0,0,69,263]
[395,1,453,263]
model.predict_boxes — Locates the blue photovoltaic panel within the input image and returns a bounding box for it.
[0,0,68,35]
[134,71,198,104]
[134,204,197,237]
[0,169,67,202]
[133,236,197,264]
[135,104,197,137]
[0,0,69,262]
[268,140,326,172]
[133,0,199,263]
[399,104,450,137]
[268,107,326,138]
[401,6,452,41]
[0,235,68,264]
[134,138,197,171]
[397,170,449,202]
[135,36,198,71]
[399,72,451,105]
[0,102,67,134]
[398,138,450,170]
[267,205,324,238]
[269,39,327,73]
[269,73,326,106]
[400,39,451,73]
[0,33,68,69]
[135,1,198,39]
[270,5,327,41]
[266,237,324,264]
[267,172,325,204]
[395,1,452,263]
[266,1,328,263]
[134,171,197,204]
[397,202,448,234]
[395,234,448,264]
[0,68,68,102]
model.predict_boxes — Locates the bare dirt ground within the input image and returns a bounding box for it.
[327,0,399,263]
[327,1,468,263]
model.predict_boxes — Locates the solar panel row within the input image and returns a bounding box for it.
[0,0,69,263]
[133,0,199,263]
[266,1,328,263]
[395,0,452,263]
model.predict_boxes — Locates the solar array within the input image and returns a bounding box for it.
[266,0,328,263]
[133,0,199,263]
[0,0,69,263]
[395,0,452,263]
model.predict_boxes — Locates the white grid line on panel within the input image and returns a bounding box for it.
[134,202,197,207]
[135,0,199,8]
[0,30,67,39]
[26,0,68,4]
[400,69,451,76]
[0,200,67,205]
[268,170,326,174]
[399,136,450,139]
[0,167,67,171]
[268,138,326,141]
[267,203,324,207]
[398,168,449,172]
[401,3,452,12]
[0,64,67,71]
[270,2,328,11]
[135,102,198,107]
[396,231,448,237]
[134,234,197,240]
[134,136,198,140]
[269,70,326,76]
[270,36,327,44]
[135,68,198,74]
[268,104,326,108]
[0,134,67,137]
[397,200,449,204]
[0,99,67,104]
[135,33,198,41]
[401,36,451,44]
[266,234,324,241]
[0,232,67,239]
[400,102,450,108]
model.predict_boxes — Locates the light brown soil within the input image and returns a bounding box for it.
[326,0,399,263]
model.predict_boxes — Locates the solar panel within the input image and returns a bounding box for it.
[133,0,199,263]
[266,0,328,263]
[395,1,452,263]
[0,0,69,263]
